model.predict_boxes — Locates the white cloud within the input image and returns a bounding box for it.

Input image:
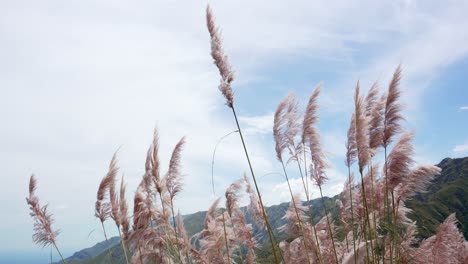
[453,143,468,153]
[239,113,274,135]
[459,106,468,111]
[268,165,346,205]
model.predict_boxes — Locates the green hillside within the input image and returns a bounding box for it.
[406,157,468,239]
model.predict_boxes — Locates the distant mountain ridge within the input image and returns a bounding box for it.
[406,157,468,238]
[57,156,468,263]
[54,237,119,264]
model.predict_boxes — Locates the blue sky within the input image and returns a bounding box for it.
[1,0,467,260]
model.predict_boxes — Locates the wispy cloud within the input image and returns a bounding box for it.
[269,166,346,204]
[453,143,468,153]
[239,113,274,135]
[459,106,468,111]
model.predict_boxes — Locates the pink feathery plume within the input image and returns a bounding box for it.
[231,206,257,252]
[204,198,221,235]
[132,184,146,232]
[301,85,328,186]
[166,136,186,200]
[177,209,198,263]
[315,214,338,263]
[199,200,231,263]
[279,193,307,236]
[352,182,365,220]
[432,213,466,264]
[246,248,256,264]
[225,178,244,217]
[414,235,436,264]
[109,174,120,228]
[95,153,118,223]
[26,175,60,248]
[335,199,348,231]
[130,227,167,263]
[177,211,189,247]
[341,173,355,214]
[457,241,468,264]
[345,113,357,168]
[354,82,371,173]
[339,173,357,229]
[279,241,291,262]
[302,84,321,145]
[155,177,171,225]
[398,221,418,263]
[243,173,264,226]
[365,82,379,117]
[189,247,208,264]
[145,144,152,174]
[273,92,299,162]
[362,162,380,204]
[372,180,386,219]
[206,5,235,108]
[308,126,327,187]
[151,128,162,194]
[132,172,154,232]
[139,144,153,191]
[286,238,310,264]
[395,165,440,205]
[273,94,289,162]
[285,93,301,161]
[383,65,403,147]
[225,178,256,255]
[119,176,130,241]
[368,94,386,153]
[341,242,368,264]
[393,201,413,228]
[386,132,414,190]
[304,107,326,185]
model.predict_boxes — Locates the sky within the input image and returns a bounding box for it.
[1,0,468,260]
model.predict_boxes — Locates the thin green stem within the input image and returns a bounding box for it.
[221,210,231,264]
[117,228,130,264]
[100,221,115,264]
[318,185,339,264]
[391,190,400,263]
[171,206,191,263]
[358,169,374,264]
[368,161,378,263]
[296,159,309,202]
[228,216,245,263]
[231,105,281,264]
[347,166,358,264]
[384,147,393,264]
[296,159,323,264]
[170,199,184,264]
[157,192,167,223]
[302,145,310,196]
[52,241,67,264]
[280,161,311,264]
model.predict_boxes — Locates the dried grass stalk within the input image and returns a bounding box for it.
[206,5,234,108]
[95,153,118,223]
[383,65,403,147]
